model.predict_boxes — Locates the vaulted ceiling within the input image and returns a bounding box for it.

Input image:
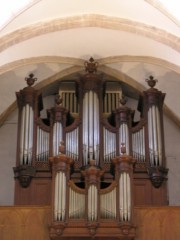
[0,0,180,127]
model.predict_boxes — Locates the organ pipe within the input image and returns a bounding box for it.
[49,144,73,222]
[119,172,131,222]
[69,182,85,219]
[148,105,162,166]
[103,127,116,163]
[113,97,133,157]
[103,92,121,113]
[100,182,117,219]
[81,159,104,224]
[54,171,66,221]
[36,126,49,161]
[119,123,129,155]
[19,104,34,165]
[82,91,100,165]
[132,127,145,162]
[53,122,63,156]
[113,148,135,224]
[88,185,98,221]
[143,76,165,168]
[60,91,78,114]
[66,127,79,161]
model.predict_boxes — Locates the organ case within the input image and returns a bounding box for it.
[13,58,168,210]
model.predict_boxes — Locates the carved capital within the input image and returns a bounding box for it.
[113,154,135,174]
[87,222,99,238]
[81,159,104,185]
[13,165,36,188]
[49,222,66,239]
[119,222,136,240]
[147,166,168,188]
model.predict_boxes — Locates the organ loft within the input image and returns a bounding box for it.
[13,57,168,239]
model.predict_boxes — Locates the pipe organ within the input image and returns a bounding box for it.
[82,90,100,165]
[14,58,168,239]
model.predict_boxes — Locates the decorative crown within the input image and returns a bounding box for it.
[146,75,158,88]
[84,57,98,73]
[25,73,37,87]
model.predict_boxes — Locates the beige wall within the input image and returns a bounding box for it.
[0,110,17,205]
[164,115,180,205]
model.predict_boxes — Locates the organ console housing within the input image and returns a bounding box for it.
[13,58,168,239]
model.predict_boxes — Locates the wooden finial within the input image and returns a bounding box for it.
[55,94,63,106]
[120,95,127,106]
[25,73,37,87]
[146,75,158,88]
[84,57,98,73]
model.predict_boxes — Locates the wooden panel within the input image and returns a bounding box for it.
[14,180,32,205]
[134,207,180,240]
[0,206,180,240]
[151,181,168,205]
[0,206,51,240]
[14,179,51,205]
[133,177,168,206]
[33,180,52,205]
[133,180,150,205]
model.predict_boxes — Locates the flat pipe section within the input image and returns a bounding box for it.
[36,126,49,161]
[53,122,63,156]
[20,104,34,165]
[83,92,89,165]
[156,106,162,166]
[88,185,98,221]
[119,172,131,222]
[148,105,162,166]
[103,92,120,113]
[103,127,116,163]
[94,92,100,163]
[54,171,66,221]
[66,127,79,161]
[61,92,78,113]
[69,186,85,219]
[119,123,129,155]
[83,91,99,165]
[100,188,116,219]
[132,127,145,162]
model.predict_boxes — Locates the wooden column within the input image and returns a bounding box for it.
[113,145,136,239]
[49,143,73,239]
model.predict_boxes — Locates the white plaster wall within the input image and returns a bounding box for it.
[164,115,180,206]
[2,0,180,36]
[0,109,17,205]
